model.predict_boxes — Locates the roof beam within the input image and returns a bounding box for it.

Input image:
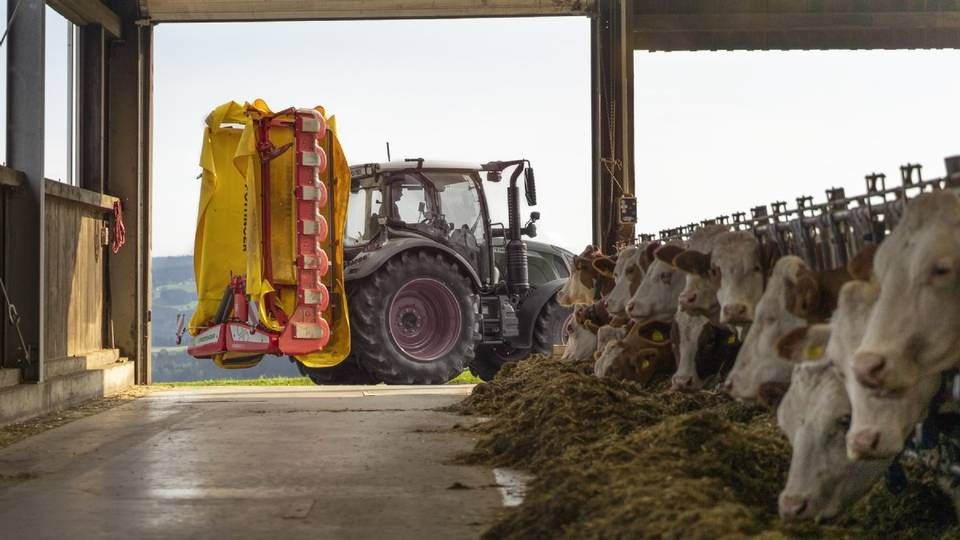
[634,10,960,50]
[47,0,121,38]
[138,0,593,22]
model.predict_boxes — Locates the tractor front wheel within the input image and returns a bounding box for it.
[469,296,571,381]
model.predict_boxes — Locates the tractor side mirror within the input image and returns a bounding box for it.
[418,201,425,214]
[524,168,537,206]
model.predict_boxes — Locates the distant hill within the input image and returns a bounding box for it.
[151,255,300,382]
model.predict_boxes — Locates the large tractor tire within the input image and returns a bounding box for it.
[295,355,379,385]
[532,298,573,354]
[470,296,571,381]
[348,251,477,384]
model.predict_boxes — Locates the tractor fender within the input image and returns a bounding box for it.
[343,237,483,290]
[514,279,566,350]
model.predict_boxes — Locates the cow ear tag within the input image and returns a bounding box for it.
[805,344,825,360]
[652,330,666,342]
[727,334,737,345]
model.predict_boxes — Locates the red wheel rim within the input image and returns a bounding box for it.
[388,278,463,362]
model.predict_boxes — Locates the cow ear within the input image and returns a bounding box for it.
[654,245,685,266]
[592,256,616,277]
[848,244,878,281]
[776,324,831,362]
[633,320,672,344]
[673,249,711,277]
[644,241,662,263]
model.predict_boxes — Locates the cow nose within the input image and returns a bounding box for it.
[681,293,696,305]
[853,352,887,389]
[849,429,881,458]
[779,495,809,520]
[626,300,636,313]
[721,303,749,323]
[672,375,695,392]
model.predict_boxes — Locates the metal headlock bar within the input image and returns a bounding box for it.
[650,156,958,274]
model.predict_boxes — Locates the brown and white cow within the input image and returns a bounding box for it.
[599,245,649,320]
[557,245,616,307]
[656,225,728,318]
[779,280,942,461]
[724,252,858,408]
[655,225,737,391]
[724,256,814,406]
[626,241,687,322]
[561,302,611,362]
[776,359,892,522]
[852,191,960,393]
[669,311,740,391]
[669,231,777,325]
[594,320,674,386]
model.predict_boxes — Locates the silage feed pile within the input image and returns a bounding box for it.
[451,355,960,539]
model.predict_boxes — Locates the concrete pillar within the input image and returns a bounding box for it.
[4,0,45,380]
[105,3,151,384]
[591,0,635,253]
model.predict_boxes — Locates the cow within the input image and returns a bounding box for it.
[601,243,658,320]
[557,245,616,307]
[724,256,815,407]
[779,280,942,461]
[669,311,740,391]
[561,301,611,362]
[668,231,778,325]
[776,359,892,522]
[595,321,631,362]
[654,225,738,391]
[724,250,861,408]
[852,191,960,394]
[626,241,687,322]
[594,320,674,386]
[656,224,728,318]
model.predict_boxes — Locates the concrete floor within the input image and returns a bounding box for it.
[0,386,504,539]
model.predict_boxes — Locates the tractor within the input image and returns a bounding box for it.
[296,159,572,384]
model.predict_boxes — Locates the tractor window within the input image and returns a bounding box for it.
[387,176,434,226]
[345,185,383,247]
[433,173,486,274]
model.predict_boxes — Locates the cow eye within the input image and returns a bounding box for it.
[660,272,672,284]
[931,261,953,280]
[709,266,720,278]
[835,415,851,431]
[753,264,762,273]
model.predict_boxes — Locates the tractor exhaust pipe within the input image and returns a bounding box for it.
[506,164,529,295]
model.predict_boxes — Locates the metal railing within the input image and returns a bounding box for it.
[645,155,960,273]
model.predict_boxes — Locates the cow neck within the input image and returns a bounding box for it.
[807,267,852,323]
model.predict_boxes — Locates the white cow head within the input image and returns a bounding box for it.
[853,191,960,393]
[776,359,890,522]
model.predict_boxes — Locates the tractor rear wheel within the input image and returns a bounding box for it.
[349,251,477,384]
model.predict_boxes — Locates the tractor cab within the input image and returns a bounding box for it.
[346,161,496,285]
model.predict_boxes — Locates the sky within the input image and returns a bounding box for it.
[4,9,960,256]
